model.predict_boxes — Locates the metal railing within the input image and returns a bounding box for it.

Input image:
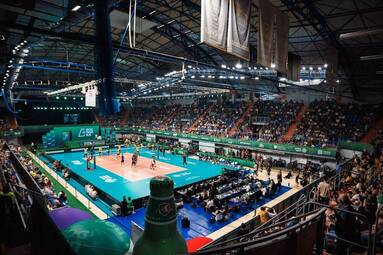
[372,206,383,254]
[199,159,350,252]
[194,207,327,254]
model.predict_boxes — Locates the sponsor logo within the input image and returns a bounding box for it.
[100,175,117,183]
[72,160,83,165]
[158,203,172,216]
[78,128,94,138]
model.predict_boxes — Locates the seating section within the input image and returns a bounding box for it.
[122,99,380,147]
[320,150,383,254]
[237,100,301,142]
[290,100,382,147]
[166,102,209,132]
[0,142,68,210]
[189,101,247,136]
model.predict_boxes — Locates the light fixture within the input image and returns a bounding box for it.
[302,66,306,70]
[360,54,383,61]
[72,5,81,11]
[270,63,276,68]
[309,67,313,71]
[221,64,227,68]
[323,63,328,68]
[235,63,242,69]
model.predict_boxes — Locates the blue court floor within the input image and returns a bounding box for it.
[49,147,237,201]
[108,186,290,240]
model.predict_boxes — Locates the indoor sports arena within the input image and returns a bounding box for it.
[0,0,382,255]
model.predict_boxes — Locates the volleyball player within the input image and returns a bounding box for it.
[150,155,156,171]
[182,153,187,166]
[131,153,137,167]
[121,153,125,165]
[98,147,102,157]
[117,145,121,158]
[84,147,88,158]
[86,156,91,170]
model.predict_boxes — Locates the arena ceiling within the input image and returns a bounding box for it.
[0,0,383,101]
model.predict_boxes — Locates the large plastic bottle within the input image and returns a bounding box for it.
[133,176,188,255]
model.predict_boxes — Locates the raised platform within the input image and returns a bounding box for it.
[49,147,234,200]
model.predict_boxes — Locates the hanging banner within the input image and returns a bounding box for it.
[287,52,301,81]
[85,86,98,107]
[227,0,251,60]
[275,10,289,74]
[201,0,229,51]
[257,0,276,67]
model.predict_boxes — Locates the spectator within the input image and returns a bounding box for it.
[317,177,331,205]
[257,206,271,224]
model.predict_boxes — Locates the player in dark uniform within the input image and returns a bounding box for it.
[182,153,187,166]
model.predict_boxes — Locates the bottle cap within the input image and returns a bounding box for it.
[150,176,174,197]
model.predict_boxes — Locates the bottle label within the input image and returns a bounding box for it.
[158,202,172,217]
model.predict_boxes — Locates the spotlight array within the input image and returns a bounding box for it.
[2,40,29,90]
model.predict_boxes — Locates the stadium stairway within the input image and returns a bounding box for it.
[360,117,383,144]
[187,104,215,132]
[227,100,253,137]
[282,104,307,142]
[8,115,19,129]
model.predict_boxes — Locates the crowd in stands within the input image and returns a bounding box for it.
[192,101,247,136]
[291,100,381,147]
[16,150,68,209]
[375,129,383,148]
[121,99,381,148]
[0,114,18,133]
[236,148,383,254]
[238,100,301,142]
[166,103,209,132]
[0,141,68,210]
[319,149,383,254]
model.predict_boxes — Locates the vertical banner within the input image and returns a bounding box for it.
[227,0,251,60]
[201,0,229,51]
[85,86,98,107]
[257,0,276,67]
[287,53,301,81]
[275,11,289,74]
